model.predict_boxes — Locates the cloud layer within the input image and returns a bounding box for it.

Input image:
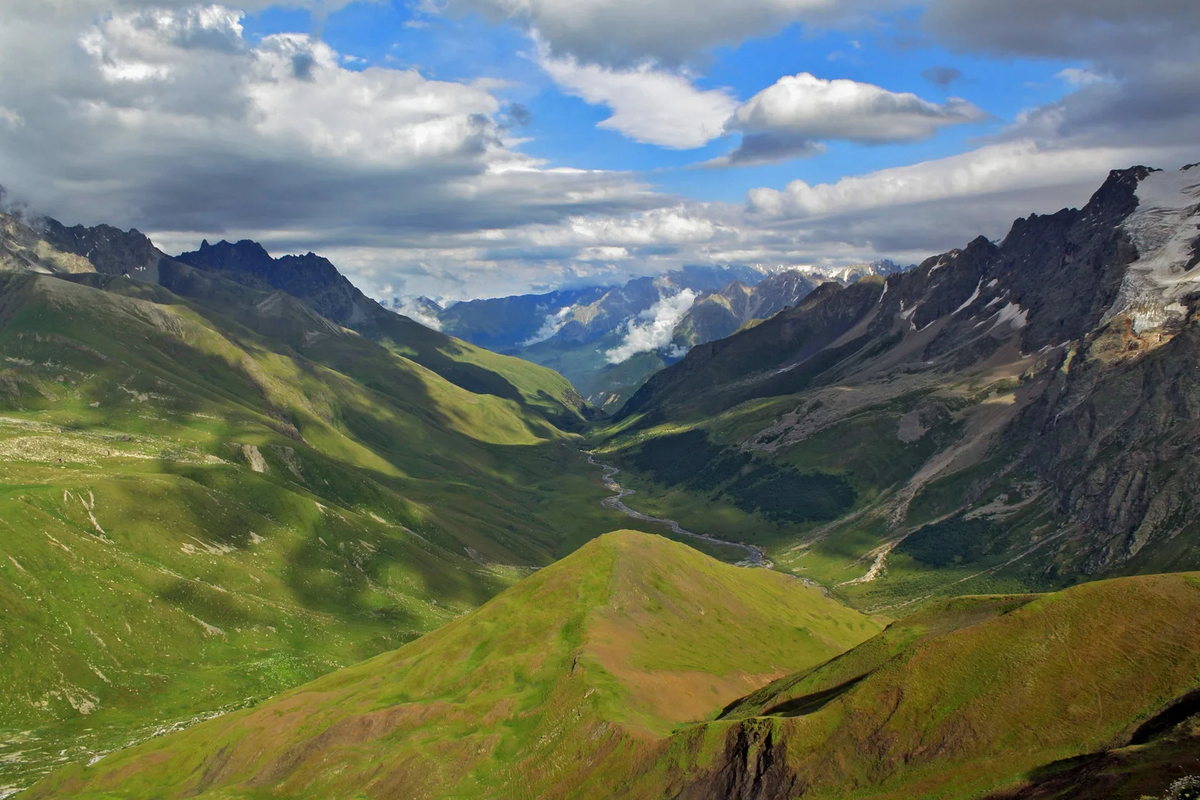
[446,0,834,67]
[0,3,666,287]
[1,0,1197,303]
[605,289,698,363]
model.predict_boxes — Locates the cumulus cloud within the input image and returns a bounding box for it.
[536,45,738,149]
[705,134,826,168]
[703,73,987,167]
[605,289,697,363]
[728,72,985,146]
[3,0,1197,304]
[0,3,664,273]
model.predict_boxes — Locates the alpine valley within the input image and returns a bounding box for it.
[384,260,904,410]
[2,163,1200,800]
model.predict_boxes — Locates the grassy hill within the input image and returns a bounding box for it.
[26,542,1200,800]
[637,572,1200,799]
[27,531,883,799]
[0,268,656,792]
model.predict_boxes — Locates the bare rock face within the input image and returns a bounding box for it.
[676,721,797,800]
[39,217,167,280]
[175,239,374,326]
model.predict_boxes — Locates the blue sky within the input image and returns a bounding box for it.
[244,1,1082,200]
[2,0,1196,299]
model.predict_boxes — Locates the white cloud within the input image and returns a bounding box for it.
[729,72,985,144]
[521,306,573,345]
[536,46,738,149]
[605,289,697,363]
[3,0,1197,306]
[745,140,1134,220]
[391,297,444,330]
[1055,67,1108,86]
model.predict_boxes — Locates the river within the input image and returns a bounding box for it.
[586,454,770,568]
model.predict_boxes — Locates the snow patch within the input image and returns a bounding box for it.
[1105,167,1200,332]
[953,279,982,315]
[994,302,1028,330]
[605,289,697,364]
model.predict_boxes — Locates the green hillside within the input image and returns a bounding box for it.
[26,543,1200,800]
[630,572,1200,799]
[0,270,646,792]
[27,531,883,799]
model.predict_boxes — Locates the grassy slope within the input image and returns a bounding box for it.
[0,273,652,791]
[28,531,883,799]
[630,572,1200,800]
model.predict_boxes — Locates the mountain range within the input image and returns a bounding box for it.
[385,261,904,409]
[602,164,1200,608]
[2,163,1200,800]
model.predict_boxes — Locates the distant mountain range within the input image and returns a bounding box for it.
[383,260,907,408]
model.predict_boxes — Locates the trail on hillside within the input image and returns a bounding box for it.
[586,454,769,568]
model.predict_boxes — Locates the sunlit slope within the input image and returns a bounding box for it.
[0,272,624,789]
[633,572,1200,800]
[30,531,883,799]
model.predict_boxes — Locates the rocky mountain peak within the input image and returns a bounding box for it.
[38,217,163,277]
[177,238,374,326]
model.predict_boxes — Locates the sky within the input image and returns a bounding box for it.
[1,0,1197,301]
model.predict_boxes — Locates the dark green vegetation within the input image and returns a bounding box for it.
[896,515,1010,568]
[594,166,1200,612]
[28,537,1200,800]
[0,221,683,792]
